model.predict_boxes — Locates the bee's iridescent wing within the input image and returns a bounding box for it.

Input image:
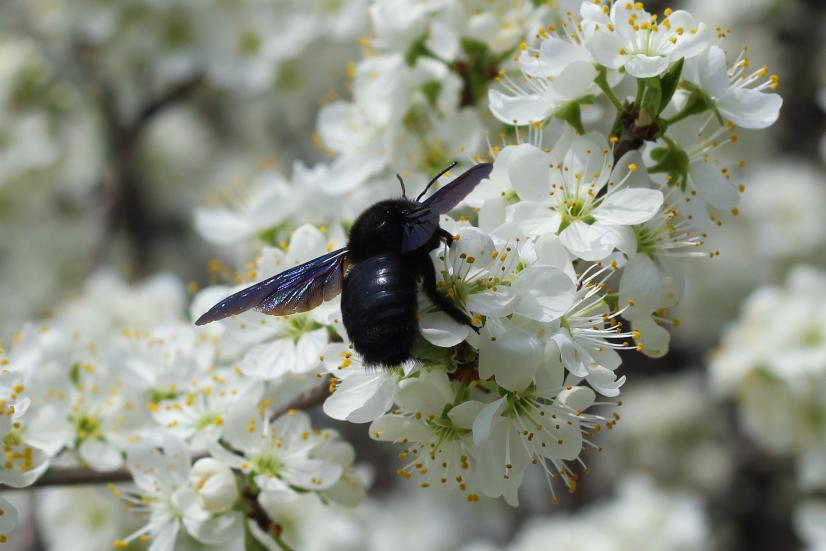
[400,162,493,253]
[420,162,493,214]
[195,248,350,325]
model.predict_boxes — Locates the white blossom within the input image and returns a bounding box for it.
[683,44,781,129]
[501,132,663,261]
[370,370,484,501]
[710,266,826,488]
[322,343,399,424]
[115,434,243,550]
[209,408,354,504]
[581,2,709,78]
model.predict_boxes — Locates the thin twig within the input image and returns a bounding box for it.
[19,378,330,490]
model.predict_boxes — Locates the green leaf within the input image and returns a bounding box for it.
[256,222,290,247]
[659,58,684,113]
[454,341,479,365]
[69,362,81,385]
[243,519,270,551]
[648,137,690,191]
[405,33,431,66]
[149,388,179,403]
[603,292,620,311]
[640,77,663,118]
[460,37,491,66]
[459,38,494,105]
[412,336,456,370]
[665,82,715,126]
[421,80,442,109]
[555,101,585,135]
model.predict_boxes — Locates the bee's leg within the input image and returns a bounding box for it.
[420,257,480,334]
[437,227,454,246]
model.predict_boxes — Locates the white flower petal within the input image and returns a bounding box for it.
[185,511,243,545]
[508,201,561,236]
[582,25,625,70]
[447,400,486,430]
[537,37,593,77]
[687,45,729,97]
[193,208,254,246]
[420,311,469,347]
[283,457,342,490]
[690,161,739,210]
[0,497,17,534]
[557,385,596,412]
[148,521,180,551]
[479,320,543,391]
[488,89,554,126]
[552,60,598,100]
[632,317,671,358]
[535,340,564,395]
[554,332,590,377]
[240,339,297,379]
[79,439,123,472]
[619,253,662,318]
[559,220,615,261]
[719,88,783,130]
[585,364,625,397]
[666,14,709,60]
[512,266,576,323]
[472,397,506,446]
[624,54,670,79]
[508,144,551,202]
[466,288,519,318]
[396,369,453,416]
[593,188,663,225]
[323,372,396,423]
[370,414,433,443]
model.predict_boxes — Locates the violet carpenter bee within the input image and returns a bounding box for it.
[195,162,493,367]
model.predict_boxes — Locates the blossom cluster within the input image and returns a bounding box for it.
[710,266,826,490]
[0,0,784,548]
[0,272,364,549]
[0,0,367,193]
[465,475,709,551]
[194,0,782,511]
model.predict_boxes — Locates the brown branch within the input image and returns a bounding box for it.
[17,378,330,490]
[93,72,204,273]
[126,75,205,143]
[612,108,660,163]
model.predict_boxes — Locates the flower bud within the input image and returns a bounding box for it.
[189,458,238,513]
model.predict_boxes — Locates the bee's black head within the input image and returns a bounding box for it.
[347,198,418,262]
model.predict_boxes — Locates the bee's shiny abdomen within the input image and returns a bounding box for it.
[341,253,418,367]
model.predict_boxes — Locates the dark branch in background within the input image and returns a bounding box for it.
[32,465,135,488]
[774,0,826,158]
[94,71,205,274]
[22,378,330,490]
[129,77,204,141]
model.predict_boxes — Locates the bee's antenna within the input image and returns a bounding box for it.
[416,161,458,202]
[396,174,407,198]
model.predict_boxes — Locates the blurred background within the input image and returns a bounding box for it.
[0,0,824,549]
